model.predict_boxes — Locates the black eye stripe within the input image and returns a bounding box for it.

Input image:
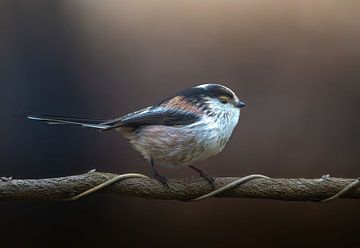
[179,86,233,100]
[203,85,234,98]
[157,84,235,107]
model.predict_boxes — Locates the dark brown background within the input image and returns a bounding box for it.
[1,1,359,247]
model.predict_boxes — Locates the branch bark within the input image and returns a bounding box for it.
[0,171,359,201]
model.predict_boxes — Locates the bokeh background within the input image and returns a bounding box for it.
[1,0,360,247]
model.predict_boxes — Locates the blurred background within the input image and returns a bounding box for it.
[1,0,359,247]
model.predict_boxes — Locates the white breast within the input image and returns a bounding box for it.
[128,101,241,168]
[188,105,240,164]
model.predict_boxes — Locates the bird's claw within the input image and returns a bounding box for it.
[154,173,169,189]
[199,173,215,190]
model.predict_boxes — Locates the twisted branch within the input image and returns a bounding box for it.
[0,171,359,202]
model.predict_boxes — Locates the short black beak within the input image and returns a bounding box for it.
[235,100,246,108]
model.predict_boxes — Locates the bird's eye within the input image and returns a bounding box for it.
[219,96,229,104]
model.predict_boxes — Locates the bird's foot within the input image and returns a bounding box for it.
[199,172,215,190]
[153,173,169,189]
[189,165,215,190]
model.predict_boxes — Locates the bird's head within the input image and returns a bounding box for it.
[196,83,245,109]
[175,83,245,117]
[158,83,245,122]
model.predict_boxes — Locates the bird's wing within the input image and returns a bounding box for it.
[103,107,201,131]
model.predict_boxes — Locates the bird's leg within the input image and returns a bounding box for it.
[150,158,169,188]
[189,165,215,189]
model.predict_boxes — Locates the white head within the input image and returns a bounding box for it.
[158,83,245,125]
[194,83,245,118]
[191,83,245,157]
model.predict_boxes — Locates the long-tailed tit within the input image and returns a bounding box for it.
[28,83,246,188]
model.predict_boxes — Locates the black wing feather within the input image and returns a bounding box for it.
[104,108,200,131]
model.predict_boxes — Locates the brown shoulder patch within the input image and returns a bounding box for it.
[161,96,203,115]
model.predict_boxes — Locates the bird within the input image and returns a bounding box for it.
[27,83,246,188]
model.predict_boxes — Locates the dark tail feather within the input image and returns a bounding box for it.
[27,114,110,129]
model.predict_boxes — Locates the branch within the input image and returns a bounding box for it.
[0,171,359,202]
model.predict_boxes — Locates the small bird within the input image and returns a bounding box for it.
[28,83,245,188]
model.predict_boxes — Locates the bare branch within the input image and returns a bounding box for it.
[0,171,359,202]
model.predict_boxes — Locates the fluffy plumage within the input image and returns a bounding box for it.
[27,83,245,186]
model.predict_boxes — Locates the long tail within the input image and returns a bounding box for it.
[27,114,111,129]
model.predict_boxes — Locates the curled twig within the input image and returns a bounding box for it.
[0,171,359,202]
